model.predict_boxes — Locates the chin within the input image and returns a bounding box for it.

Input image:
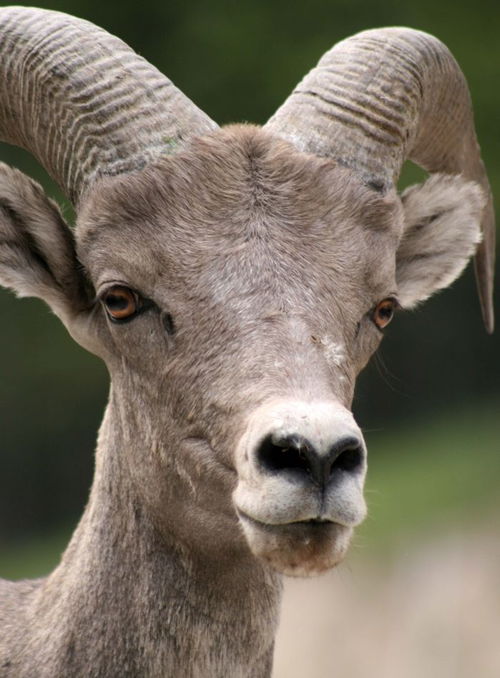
[238,513,353,577]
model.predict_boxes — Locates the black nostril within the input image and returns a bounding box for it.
[256,433,364,488]
[330,438,364,474]
[257,433,315,476]
[330,439,364,474]
[318,436,364,486]
[333,447,362,472]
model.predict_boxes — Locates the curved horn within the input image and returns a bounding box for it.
[265,28,495,333]
[0,7,218,206]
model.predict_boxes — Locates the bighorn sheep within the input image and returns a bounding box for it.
[0,7,495,677]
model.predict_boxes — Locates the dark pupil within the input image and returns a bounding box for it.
[379,305,393,318]
[106,292,130,311]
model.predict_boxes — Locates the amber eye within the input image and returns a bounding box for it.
[373,298,398,330]
[101,286,139,321]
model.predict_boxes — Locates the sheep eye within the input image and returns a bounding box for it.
[101,285,140,322]
[373,298,399,330]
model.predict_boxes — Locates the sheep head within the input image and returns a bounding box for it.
[0,8,494,576]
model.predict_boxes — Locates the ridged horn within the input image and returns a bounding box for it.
[0,7,218,206]
[265,28,495,333]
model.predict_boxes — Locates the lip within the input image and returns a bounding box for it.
[237,510,339,530]
[237,509,352,576]
[236,503,358,529]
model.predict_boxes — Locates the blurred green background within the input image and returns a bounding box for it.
[0,0,498,580]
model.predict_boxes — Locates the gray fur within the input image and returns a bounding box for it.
[397,174,484,307]
[0,10,492,677]
[0,126,485,677]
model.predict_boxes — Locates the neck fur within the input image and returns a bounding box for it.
[26,397,282,677]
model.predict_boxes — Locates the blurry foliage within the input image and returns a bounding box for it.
[0,0,498,546]
[358,401,500,554]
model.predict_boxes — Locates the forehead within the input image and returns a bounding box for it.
[77,126,400,302]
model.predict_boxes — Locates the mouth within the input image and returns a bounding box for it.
[237,511,353,577]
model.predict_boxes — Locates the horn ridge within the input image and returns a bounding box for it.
[0,6,218,205]
[265,27,495,331]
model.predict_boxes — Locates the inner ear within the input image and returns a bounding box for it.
[396,173,484,308]
[0,163,91,319]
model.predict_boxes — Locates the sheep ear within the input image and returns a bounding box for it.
[396,174,485,308]
[0,163,90,320]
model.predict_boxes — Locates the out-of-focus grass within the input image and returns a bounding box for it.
[0,528,71,581]
[357,400,500,555]
[0,402,499,580]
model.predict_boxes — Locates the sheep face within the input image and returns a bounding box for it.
[0,125,483,575]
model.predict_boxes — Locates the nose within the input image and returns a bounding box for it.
[235,400,367,527]
[256,431,364,489]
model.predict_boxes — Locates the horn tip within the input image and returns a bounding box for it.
[484,309,494,335]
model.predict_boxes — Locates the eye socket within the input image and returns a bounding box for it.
[373,297,399,330]
[101,285,140,322]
